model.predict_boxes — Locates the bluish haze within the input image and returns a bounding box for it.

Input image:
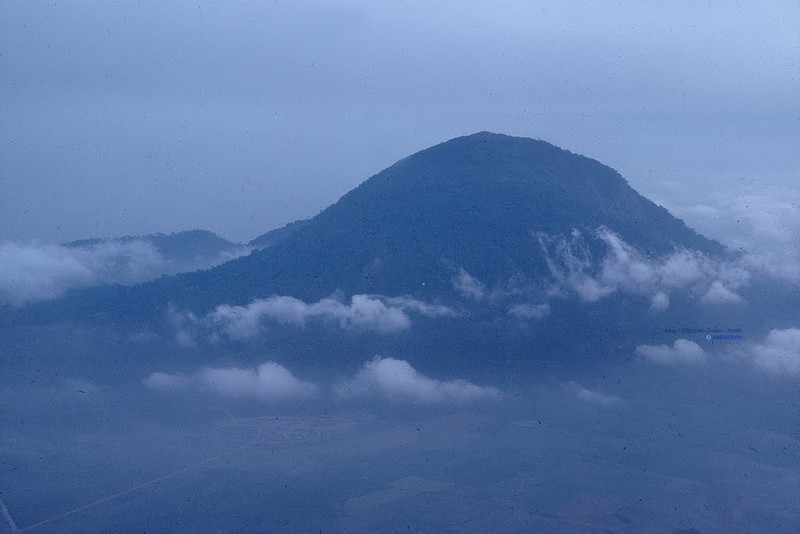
[2,1,798,246]
[2,4,800,532]
[2,133,800,532]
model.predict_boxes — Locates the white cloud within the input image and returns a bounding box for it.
[701,280,743,304]
[657,250,709,288]
[381,296,456,318]
[650,291,670,311]
[508,303,550,320]
[0,241,150,305]
[596,228,659,292]
[537,230,614,302]
[662,185,800,282]
[144,371,193,392]
[335,357,501,404]
[183,294,455,341]
[748,328,800,376]
[635,339,707,366]
[596,228,747,301]
[144,361,318,401]
[562,381,621,406]
[538,227,749,307]
[452,269,486,300]
[0,240,249,305]
[209,295,411,338]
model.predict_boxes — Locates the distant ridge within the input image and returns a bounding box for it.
[66,229,241,263]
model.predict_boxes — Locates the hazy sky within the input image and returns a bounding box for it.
[1,1,798,244]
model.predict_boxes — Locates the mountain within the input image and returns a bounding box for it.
[66,229,243,264]
[146,133,723,306]
[23,132,727,321]
[3,133,796,534]
[7,131,773,382]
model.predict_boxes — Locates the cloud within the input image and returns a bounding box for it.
[144,371,193,392]
[635,339,707,366]
[452,269,486,300]
[147,357,500,405]
[562,381,621,406]
[208,295,411,338]
[335,357,501,404]
[650,291,670,311]
[181,294,455,341]
[508,303,550,320]
[701,280,744,304]
[380,296,456,318]
[597,228,748,302]
[144,361,318,401]
[662,185,800,282]
[0,241,150,305]
[450,267,526,303]
[747,328,800,376]
[0,240,248,305]
[538,227,748,307]
[537,229,615,302]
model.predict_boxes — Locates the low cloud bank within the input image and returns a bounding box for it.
[635,329,800,378]
[176,294,455,342]
[664,185,800,282]
[748,328,800,376]
[562,381,621,406]
[0,240,248,305]
[538,227,749,308]
[144,361,318,401]
[635,339,707,366]
[335,357,501,404]
[208,295,413,338]
[146,357,501,405]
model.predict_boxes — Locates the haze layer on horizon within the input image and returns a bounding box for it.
[1,1,798,246]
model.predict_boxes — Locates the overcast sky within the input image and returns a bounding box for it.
[1,1,798,245]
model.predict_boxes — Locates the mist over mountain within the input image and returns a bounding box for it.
[185,132,726,304]
[0,229,249,306]
[3,0,798,528]
[26,132,728,317]
[5,132,775,381]
[66,229,243,264]
[3,133,800,533]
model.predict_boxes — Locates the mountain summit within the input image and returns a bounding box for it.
[163,132,721,306]
[28,132,725,317]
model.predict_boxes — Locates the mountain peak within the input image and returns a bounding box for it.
[168,132,724,307]
[26,133,726,315]
[433,130,571,153]
[384,131,627,195]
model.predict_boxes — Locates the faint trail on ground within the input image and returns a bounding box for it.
[0,497,20,533]
[18,446,244,532]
